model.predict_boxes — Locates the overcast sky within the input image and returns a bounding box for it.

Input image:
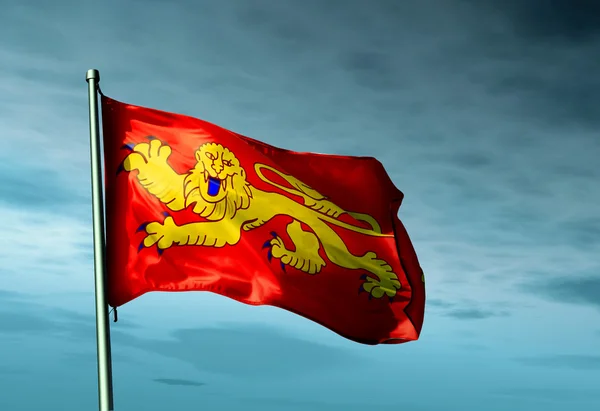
[1,0,599,410]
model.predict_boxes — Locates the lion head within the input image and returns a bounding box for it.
[183,143,252,220]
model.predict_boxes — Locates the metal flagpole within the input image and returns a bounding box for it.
[86,69,115,411]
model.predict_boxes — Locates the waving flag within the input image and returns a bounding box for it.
[101,95,425,344]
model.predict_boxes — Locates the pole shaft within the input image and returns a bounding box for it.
[86,69,114,411]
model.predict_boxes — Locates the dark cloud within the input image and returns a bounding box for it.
[522,276,600,309]
[59,349,140,367]
[234,1,317,51]
[153,378,205,387]
[0,290,86,334]
[552,164,599,180]
[0,310,59,333]
[511,72,600,128]
[426,298,511,320]
[0,290,363,380]
[426,298,455,308]
[448,152,493,169]
[558,218,600,249]
[515,354,600,370]
[436,1,600,129]
[340,50,400,91]
[0,160,87,212]
[0,289,135,343]
[426,298,512,320]
[491,0,600,42]
[444,308,510,320]
[124,325,365,378]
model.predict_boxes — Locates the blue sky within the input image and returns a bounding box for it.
[1,0,599,410]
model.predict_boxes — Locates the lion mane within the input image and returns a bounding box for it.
[182,143,252,221]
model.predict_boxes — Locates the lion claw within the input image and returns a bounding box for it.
[267,249,272,262]
[359,274,368,280]
[358,284,365,294]
[116,162,126,175]
[136,222,149,233]
[280,262,286,272]
[162,211,170,217]
[137,240,164,256]
[146,135,157,140]
[262,240,272,249]
[270,231,278,238]
[120,143,135,151]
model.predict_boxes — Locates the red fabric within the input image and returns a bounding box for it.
[101,95,425,344]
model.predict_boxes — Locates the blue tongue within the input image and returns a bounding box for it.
[208,177,221,196]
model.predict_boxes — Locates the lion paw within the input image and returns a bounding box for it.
[242,219,266,231]
[121,138,172,175]
[139,215,179,252]
[263,229,325,274]
[359,254,401,299]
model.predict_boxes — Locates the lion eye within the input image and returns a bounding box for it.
[205,152,215,160]
[223,160,232,167]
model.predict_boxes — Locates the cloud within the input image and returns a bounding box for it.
[486,0,600,42]
[0,288,133,341]
[122,324,367,378]
[339,50,400,91]
[426,298,512,320]
[1,0,598,316]
[0,159,87,214]
[0,289,364,381]
[444,308,510,320]
[0,205,93,294]
[0,2,598,409]
[558,217,600,249]
[451,1,600,129]
[521,276,600,309]
[447,151,494,170]
[426,298,455,309]
[0,309,60,334]
[515,354,600,370]
[153,378,205,387]
[60,350,139,368]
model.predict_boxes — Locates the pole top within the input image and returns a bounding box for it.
[86,69,100,82]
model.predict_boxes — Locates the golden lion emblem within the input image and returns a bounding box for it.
[121,138,401,299]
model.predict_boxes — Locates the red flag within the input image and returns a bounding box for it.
[101,95,425,344]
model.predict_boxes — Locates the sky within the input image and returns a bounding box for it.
[0,0,599,410]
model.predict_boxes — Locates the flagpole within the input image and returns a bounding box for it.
[86,68,115,411]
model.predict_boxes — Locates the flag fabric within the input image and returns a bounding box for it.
[101,95,425,345]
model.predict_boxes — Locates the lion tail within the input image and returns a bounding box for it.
[319,213,392,237]
[254,163,321,200]
[255,163,390,237]
[346,212,382,234]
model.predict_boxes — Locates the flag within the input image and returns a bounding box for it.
[101,95,425,345]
